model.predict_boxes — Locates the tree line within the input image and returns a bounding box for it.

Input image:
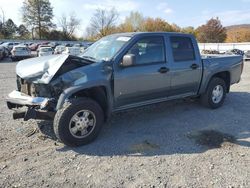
[0,0,249,43]
[0,0,80,41]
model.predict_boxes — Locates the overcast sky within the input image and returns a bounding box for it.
[0,0,250,37]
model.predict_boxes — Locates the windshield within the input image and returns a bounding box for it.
[16,47,27,51]
[41,48,52,52]
[81,35,131,61]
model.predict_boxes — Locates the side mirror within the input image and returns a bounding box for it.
[121,54,136,67]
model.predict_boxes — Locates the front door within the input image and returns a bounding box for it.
[113,36,171,108]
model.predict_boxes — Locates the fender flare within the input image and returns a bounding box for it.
[56,84,113,118]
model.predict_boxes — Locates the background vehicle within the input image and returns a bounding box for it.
[7,32,243,147]
[29,43,40,51]
[54,45,66,54]
[11,45,31,61]
[226,49,244,56]
[244,50,250,60]
[62,47,81,56]
[38,47,53,57]
[0,42,20,51]
[0,46,5,60]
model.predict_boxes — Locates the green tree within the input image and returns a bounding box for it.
[196,17,227,43]
[22,0,54,39]
[17,24,30,39]
[2,19,17,38]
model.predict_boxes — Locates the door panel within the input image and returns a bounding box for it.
[114,64,171,107]
[168,36,202,96]
[113,36,171,108]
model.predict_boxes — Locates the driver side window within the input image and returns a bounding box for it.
[127,36,165,65]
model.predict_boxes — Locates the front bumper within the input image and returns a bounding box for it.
[6,90,55,121]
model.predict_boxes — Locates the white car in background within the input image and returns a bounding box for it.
[244,50,250,60]
[1,42,20,51]
[54,45,66,54]
[38,47,53,57]
[62,47,81,56]
[11,45,31,61]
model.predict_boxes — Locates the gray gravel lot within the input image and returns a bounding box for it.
[0,58,249,187]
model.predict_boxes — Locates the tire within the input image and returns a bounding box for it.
[54,98,104,147]
[201,77,226,109]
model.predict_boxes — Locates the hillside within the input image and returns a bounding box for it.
[226,24,250,31]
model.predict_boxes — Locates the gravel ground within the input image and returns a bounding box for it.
[0,58,249,188]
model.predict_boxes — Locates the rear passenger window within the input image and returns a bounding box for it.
[170,36,195,62]
[127,36,165,65]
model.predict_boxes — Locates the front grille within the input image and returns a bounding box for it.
[16,76,36,97]
[16,75,54,98]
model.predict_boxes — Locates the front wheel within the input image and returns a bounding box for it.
[54,98,104,147]
[201,77,227,109]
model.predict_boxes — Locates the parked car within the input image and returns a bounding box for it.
[0,46,5,60]
[226,49,244,56]
[54,45,66,54]
[2,46,10,58]
[244,50,250,60]
[11,45,32,61]
[38,47,53,57]
[6,32,243,147]
[0,42,20,51]
[29,43,40,51]
[62,47,81,56]
[201,49,220,54]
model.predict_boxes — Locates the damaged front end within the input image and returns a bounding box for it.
[7,76,57,121]
[7,90,56,121]
[6,54,91,121]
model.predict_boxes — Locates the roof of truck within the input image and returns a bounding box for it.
[109,32,194,37]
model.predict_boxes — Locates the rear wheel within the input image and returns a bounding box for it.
[201,77,226,109]
[54,98,104,147]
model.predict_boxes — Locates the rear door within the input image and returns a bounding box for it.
[113,35,171,108]
[168,36,202,96]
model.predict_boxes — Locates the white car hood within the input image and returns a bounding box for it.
[16,54,69,84]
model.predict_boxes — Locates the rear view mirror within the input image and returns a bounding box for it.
[121,54,136,67]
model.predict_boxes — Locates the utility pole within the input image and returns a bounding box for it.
[0,7,5,24]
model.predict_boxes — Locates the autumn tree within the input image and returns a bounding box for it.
[22,0,54,39]
[196,17,227,43]
[142,18,173,32]
[181,26,196,36]
[119,11,144,32]
[86,8,118,38]
[58,12,81,40]
[171,23,181,32]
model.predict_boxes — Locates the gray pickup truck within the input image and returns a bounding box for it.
[6,32,243,146]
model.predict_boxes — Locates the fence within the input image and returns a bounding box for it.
[198,43,250,52]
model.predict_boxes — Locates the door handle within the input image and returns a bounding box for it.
[158,67,169,73]
[190,64,199,69]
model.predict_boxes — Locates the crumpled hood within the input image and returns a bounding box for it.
[16,54,69,84]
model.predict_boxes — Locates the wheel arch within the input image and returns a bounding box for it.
[210,71,231,93]
[200,71,231,94]
[56,85,112,121]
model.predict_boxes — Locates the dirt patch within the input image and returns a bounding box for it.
[129,140,160,153]
[188,130,236,148]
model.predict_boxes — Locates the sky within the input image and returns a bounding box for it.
[0,0,250,37]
